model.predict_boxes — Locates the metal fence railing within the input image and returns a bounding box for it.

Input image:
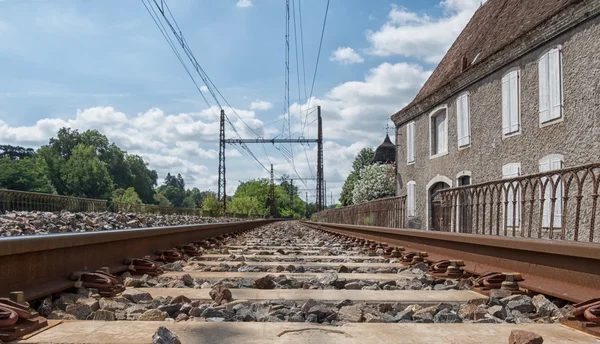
[438,162,600,243]
[0,189,107,213]
[113,202,199,215]
[314,196,407,228]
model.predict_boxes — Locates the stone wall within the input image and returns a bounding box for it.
[395,15,600,230]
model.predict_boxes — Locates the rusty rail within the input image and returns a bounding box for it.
[0,189,107,213]
[439,162,600,243]
[314,196,406,228]
[0,219,276,301]
[302,221,600,303]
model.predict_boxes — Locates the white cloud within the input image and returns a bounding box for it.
[236,0,252,8]
[199,85,209,92]
[366,1,483,63]
[250,100,273,111]
[329,47,364,65]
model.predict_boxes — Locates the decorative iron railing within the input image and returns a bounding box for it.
[0,189,107,213]
[438,162,600,243]
[314,196,407,228]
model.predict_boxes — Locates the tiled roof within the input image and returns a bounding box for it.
[393,0,579,121]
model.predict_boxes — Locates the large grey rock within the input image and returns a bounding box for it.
[181,274,194,286]
[501,295,534,314]
[209,284,233,305]
[99,298,127,311]
[433,309,461,323]
[344,282,361,290]
[152,326,181,344]
[532,294,559,317]
[234,308,257,322]
[337,304,363,322]
[318,272,338,285]
[307,305,335,320]
[412,305,438,321]
[300,299,318,313]
[92,310,116,321]
[487,305,507,319]
[253,275,276,289]
[65,304,93,320]
[122,289,153,303]
[138,309,168,321]
[46,310,77,320]
[37,298,54,317]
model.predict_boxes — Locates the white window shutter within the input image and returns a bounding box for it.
[457,96,464,146]
[407,182,416,217]
[463,94,470,145]
[503,163,521,227]
[406,123,415,163]
[539,53,550,123]
[549,48,562,120]
[502,76,510,134]
[509,72,520,133]
[457,94,470,147]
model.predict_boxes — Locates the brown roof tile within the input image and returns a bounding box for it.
[394,0,579,120]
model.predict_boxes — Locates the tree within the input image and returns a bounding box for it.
[153,192,172,206]
[228,196,261,216]
[127,155,158,204]
[112,187,142,204]
[340,147,375,206]
[62,144,114,199]
[0,145,35,160]
[202,193,222,216]
[352,164,395,204]
[182,188,208,208]
[0,157,55,193]
[233,179,271,216]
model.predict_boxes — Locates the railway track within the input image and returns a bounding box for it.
[0,220,599,343]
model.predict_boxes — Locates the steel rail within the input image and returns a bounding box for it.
[301,221,600,303]
[0,220,276,301]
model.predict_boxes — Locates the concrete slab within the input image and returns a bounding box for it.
[136,288,485,303]
[199,254,384,260]
[14,321,599,344]
[226,249,361,255]
[186,261,397,269]
[162,271,417,281]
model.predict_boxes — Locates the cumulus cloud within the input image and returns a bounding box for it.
[0,105,270,192]
[200,85,209,92]
[366,1,484,63]
[250,100,273,111]
[236,0,252,8]
[329,47,364,65]
[289,62,430,143]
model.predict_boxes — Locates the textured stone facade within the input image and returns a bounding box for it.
[395,15,600,230]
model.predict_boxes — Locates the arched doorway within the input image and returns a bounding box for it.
[429,181,450,231]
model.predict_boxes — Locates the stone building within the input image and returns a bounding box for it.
[392,0,600,230]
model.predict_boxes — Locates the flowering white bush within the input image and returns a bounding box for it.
[352,164,395,204]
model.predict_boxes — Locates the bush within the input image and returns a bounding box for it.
[352,164,395,204]
[202,194,223,217]
[112,187,142,204]
[363,216,374,226]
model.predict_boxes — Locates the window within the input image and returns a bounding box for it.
[406,122,415,164]
[456,93,470,147]
[430,108,448,157]
[539,47,563,124]
[407,181,416,217]
[539,155,563,228]
[502,163,521,227]
[502,70,520,136]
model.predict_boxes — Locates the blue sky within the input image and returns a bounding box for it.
[0,0,483,203]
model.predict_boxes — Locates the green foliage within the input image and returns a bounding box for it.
[153,192,172,207]
[340,147,375,206]
[352,164,395,204]
[112,187,142,204]
[363,216,374,226]
[0,157,55,193]
[127,155,158,204]
[0,145,35,160]
[233,179,271,217]
[202,194,222,216]
[62,144,114,199]
[228,195,261,216]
